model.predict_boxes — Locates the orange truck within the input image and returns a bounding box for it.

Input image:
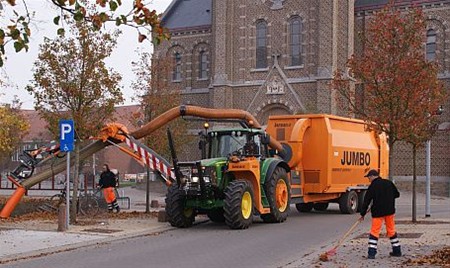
[265,114,389,214]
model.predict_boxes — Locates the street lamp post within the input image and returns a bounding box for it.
[425,105,444,218]
[425,140,431,217]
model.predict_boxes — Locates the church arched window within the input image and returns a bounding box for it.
[199,50,208,79]
[173,52,182,81]
[256,20,267,69]
[426,29,436,61]
[290,16,302,66]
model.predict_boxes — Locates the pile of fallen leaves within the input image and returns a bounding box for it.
[404,246,450,267]
[97,210,159,220]
[1,211,57,223]
[1,210,158,223]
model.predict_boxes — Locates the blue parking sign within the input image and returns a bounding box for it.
[59,120,74,152]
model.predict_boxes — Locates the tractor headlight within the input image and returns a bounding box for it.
[203,166,217,184]
[191,176,199,183]
[203,176,210,183]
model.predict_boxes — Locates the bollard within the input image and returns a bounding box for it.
[57,203,67,232]
[157,210,168,222]
[150,200,159,208]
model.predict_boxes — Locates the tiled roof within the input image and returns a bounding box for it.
[355,0,447,11]
[355,0,389,8]
[161,0,212,30]
[20,105,142,142]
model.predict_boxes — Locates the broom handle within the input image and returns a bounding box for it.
[333,205,371,250]
[333,218,361,249]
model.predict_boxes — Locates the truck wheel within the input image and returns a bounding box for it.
[260,167,290,223]
[296,203,313,212]
[339,190,358,214]
[224,180,254,229]
[357,190,366,213]
[165,184,195,228]
[313,202,329,211]
[207,208,225,222]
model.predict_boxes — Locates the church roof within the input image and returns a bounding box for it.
[161,0,212,30]
[355,0,445,10]
[355,0,389,7]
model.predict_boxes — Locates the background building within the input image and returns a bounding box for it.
[154,0,450,195]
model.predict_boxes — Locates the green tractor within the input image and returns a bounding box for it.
[165,125,291,229]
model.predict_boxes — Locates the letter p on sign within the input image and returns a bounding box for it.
[59,119,74,152]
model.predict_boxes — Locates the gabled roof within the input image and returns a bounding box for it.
[161,0,212,30]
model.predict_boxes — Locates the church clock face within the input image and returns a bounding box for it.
[270,0,286,10]
[260,0,286,10]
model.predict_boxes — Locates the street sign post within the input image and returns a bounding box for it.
[59,120,74,230]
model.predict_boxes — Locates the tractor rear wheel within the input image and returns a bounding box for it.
[207,208,225,222]
[295,203,313,212]
[260,167,290,223]
[339,190,358,214]
[224,180,254,229]
[165,184,195,228]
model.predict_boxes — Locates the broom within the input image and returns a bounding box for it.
[319,217,363,261]
[320,206,371,261]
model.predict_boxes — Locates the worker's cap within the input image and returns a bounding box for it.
[364,169,379,177]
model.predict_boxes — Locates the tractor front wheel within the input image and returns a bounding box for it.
[260,167,290,223]
[224,180,254,229]
[165,184,195,228]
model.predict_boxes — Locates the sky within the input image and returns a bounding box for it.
[0,0,173,109]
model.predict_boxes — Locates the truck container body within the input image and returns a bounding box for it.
[266,114,389,204]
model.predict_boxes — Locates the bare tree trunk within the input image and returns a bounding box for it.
[412,144,417,223]
[70,142,80,224]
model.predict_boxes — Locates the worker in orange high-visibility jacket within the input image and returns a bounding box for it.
[99,164,120,213]
[359,169,400,260]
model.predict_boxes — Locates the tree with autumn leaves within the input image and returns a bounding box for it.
[0,0,169,67]
[132,52,192,161]
[26,20,123,222]
[0,96,28,162]
[332,3,447,222]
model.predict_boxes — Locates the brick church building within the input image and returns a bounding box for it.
[154,0,450,194]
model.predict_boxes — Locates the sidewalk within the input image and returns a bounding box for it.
[1,189,449,267]
[286,191,450,268]
[0,186,171,265]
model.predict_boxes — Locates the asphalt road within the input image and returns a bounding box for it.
[2,192,448,268]
[2,204,365,268]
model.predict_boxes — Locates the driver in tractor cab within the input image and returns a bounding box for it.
[243,137,259,156]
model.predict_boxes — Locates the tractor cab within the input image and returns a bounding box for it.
[206,128,269,159]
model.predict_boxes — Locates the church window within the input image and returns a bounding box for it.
[256,20,267,69]
[426,29,436,61]
[173,52,182,81]
[290,17,302,66]
[199,51,208,79]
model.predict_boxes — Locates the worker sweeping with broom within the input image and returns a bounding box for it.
[359,169,401,259]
